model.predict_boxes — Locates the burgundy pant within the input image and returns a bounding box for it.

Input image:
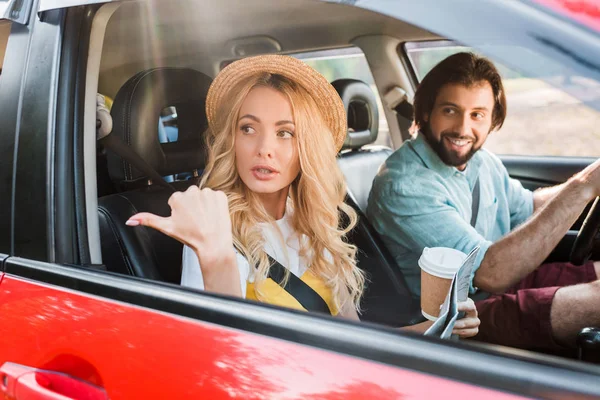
[473,261,597,350]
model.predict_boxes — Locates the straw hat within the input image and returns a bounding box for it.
[206,54,347,151]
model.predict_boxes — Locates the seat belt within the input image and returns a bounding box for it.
[98,96,332,313]
[470,176,481,227]
[469,176,490,301]
[266,255,332,315]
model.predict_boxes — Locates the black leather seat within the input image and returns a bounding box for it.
[98,67,212,283]
[333,79,422,326]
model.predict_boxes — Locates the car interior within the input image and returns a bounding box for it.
[91,0,434,328]
[81,0,600,359]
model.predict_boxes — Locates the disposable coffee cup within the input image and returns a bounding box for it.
[419,247,467,321]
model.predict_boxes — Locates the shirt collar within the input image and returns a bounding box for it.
[409,132,483,181]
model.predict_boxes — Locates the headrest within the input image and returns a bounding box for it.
[107,67,212,184]
[331,79,379,151]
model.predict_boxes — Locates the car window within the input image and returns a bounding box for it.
[295,48,392,148]
[159,106,179,143]
[95,23,400,323]
[87,0,599,361]
[404,41,600,158]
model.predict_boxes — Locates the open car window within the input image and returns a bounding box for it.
[72,0,600,381]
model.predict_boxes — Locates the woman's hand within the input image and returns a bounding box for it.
[126,186,233,261]
[126,186,241,295]
[452,298,480,338]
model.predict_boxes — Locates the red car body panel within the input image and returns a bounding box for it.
[0,275,526,399]
[533,0,600,32]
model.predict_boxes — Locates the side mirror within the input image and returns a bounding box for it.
[577,327,600,364]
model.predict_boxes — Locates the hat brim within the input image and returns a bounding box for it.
[206,55,347,151]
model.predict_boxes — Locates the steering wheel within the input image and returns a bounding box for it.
[570,197,600,265]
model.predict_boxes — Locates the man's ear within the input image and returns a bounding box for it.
[423,113,429,123]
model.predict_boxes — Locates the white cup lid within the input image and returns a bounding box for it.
[418,247,467,279]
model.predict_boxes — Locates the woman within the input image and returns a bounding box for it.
[126,55,479,336]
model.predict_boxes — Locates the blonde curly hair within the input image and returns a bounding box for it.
[200,72,365,311]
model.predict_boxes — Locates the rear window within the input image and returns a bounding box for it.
[295,47,392,148]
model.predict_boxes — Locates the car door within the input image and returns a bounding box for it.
[1,1,600,399]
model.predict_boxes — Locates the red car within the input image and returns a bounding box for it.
[1,0,600,398]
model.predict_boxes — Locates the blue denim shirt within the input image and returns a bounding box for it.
[366,133,534,297]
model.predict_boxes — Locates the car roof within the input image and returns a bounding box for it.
[531,0,600,33]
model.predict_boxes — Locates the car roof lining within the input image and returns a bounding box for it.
[88,0,441,265]
[97,0,440,98]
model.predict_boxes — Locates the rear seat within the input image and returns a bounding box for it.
[98,67,212,283]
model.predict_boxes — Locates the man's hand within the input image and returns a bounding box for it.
[452,298,480,338]
[575,158,600,200]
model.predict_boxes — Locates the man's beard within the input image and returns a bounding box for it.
[422,124,480,168]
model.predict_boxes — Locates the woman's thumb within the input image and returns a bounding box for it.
[126,212,171,233]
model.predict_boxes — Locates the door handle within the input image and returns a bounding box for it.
[0,362,108,400]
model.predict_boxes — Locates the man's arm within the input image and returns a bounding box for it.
[475,166,598,293]
[533,183,566,211]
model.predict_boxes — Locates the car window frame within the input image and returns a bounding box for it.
[0,14,35,256]
[11,6,69,262]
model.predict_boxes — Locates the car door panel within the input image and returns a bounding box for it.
[4,257,600,399]
[0,269,539,400]
[500,156,594,228]
[500,155,595,190]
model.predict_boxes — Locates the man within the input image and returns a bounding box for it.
[366,52,600,350]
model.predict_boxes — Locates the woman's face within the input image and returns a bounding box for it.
[235,86,301,196]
